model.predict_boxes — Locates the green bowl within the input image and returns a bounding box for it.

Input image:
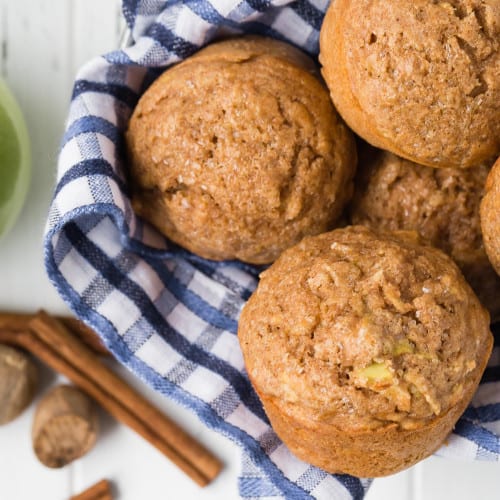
[0,78,31,239]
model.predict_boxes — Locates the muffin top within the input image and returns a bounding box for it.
[481,156,500,274]
[238,226,491,431]
[319,0,500,168]
[126,36,356,264]
[350,150,500,319]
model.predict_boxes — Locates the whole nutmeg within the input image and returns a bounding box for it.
[0,344,37,424]
[32,384,98,468]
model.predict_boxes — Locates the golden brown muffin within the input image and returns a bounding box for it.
[126,36,357,264]
[319,0,500,169]
[350,150,500,321]
[238,226,492,477]
[481,156,500,275]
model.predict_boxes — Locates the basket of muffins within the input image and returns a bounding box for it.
[54,0,499,484]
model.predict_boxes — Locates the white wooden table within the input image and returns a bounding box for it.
[0,1,499,498]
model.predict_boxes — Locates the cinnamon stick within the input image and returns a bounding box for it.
[0,311,28,330]
[32,311,221,485]
[0,311,222,486]
[0,311,110,356]
[70,479,113,500]
[59,317,111,357]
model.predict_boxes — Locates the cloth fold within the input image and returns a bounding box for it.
[45,0,500,498]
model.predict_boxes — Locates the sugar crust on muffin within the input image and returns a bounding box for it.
[319,0,500,168]
[126,36,357,264]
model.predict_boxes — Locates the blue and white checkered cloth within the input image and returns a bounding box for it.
[44,0,500,498]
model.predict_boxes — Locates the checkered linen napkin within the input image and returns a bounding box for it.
[44,0,500,498]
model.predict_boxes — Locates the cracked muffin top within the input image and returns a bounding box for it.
[125,36,357,264]
[350,149,500,320]
[319,0,500,168]
[238,226,491,431]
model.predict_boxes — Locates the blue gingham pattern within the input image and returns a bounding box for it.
[45,0,500,498]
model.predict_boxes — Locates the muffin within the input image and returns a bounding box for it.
[126,36,357,264]
[481,156,500,275]
[319,0,500,168]
[350,150,500,321]
[238,226,492,477]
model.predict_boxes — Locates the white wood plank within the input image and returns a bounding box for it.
[365,453,500,500]
[72,0,124,77]
[0,1,6,77]
[365,467,414,500]
[0,0,74,312]
[414,455,500,500]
